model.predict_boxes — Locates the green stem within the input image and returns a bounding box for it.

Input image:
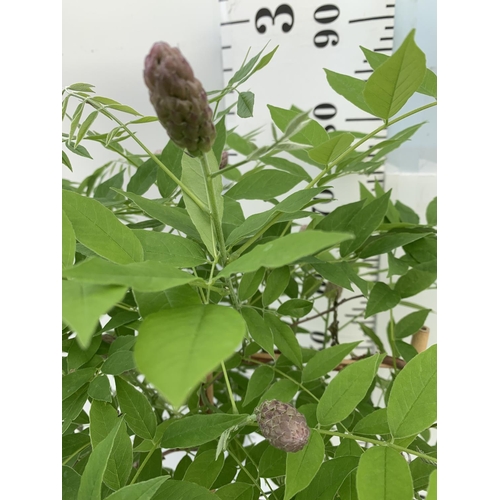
[318,429,437,464]
[130,445,157,485]
[233,440,279,500]
[200,152,228,264]
[211,158,249,178]
[221,361,238,414]
[227,448,268,500]
[71,93,209,214]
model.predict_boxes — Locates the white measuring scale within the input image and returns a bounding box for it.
[218,0,397,350]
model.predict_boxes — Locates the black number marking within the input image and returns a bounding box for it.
[314,29,339,48]
[255,5,294,34]
[314,4,340,24]
[314,103,337,120]
[312,188,335,216]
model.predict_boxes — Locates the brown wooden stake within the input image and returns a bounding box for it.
[411,326,430,354]
[205,373,214,406]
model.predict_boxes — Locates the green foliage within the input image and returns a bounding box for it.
[62,32,437,499]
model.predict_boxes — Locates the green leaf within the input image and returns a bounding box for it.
[340,191,391,256]
[212,118,226,165]
[62,385,89,432]
[361,46,437,99]
[265,313,302,367]
[394,262,436,298]
[116,190,200,241]
[259,445,287,478]
[284,429,324,500]
[150,480,217,499]
[63,190,144,264]
[216,482,254,500]
[181,151,222,257]
[156,141,184,199]
[62,150,73,171]
[162,413,249,448]
[100,315,139,336]
[262,266,290,306]
[63,432,91,462]
[237,91,255,118]
[184,449,224,489]
[410,452,436,491]
[115,378,157,440]
[387,345,437,438]
[88,375,112,402]
[63,210,76,268]
[239,268,265,302]
[67,334,102,370]
[89,401,133,491]
[302,341,361,382]
[324,69,374,114]
[357,232,430,259]
[68,82,95,92]
[243,366,274,405]
[277,299,313,318]
[102,351,136,375]
[395,340,418,363]
[253,45,279,73]
[63,466,81,500]
[363,30,426,119]
[308,133,355,165]
[427,470,437,500]
[353,408,390,435]
[395,309,431,339]
[133,285,201,318]
[426,197,437,226]
[226,187,324,246]
[105,477,169,500]
[268,105,328,146]
[317,354,383,426]
[76,110,98,146]
[62,281,127,348]
[63,368,96,400]
[387,253,409,278]
[261,156,312,182]
[219,231,353,278]
[365,282,401,318]
[94,171,125,200]
[77,419,123,500]
[63,257,200,292]
[135,305,246,408]
[356,447,413,500]
[259,379,297,405]
[240,306,275,357]
[395,200,420,224]
[225,170,302,201]
[296,456,360,500]
[312,262,353,291]
[127,158,158,195]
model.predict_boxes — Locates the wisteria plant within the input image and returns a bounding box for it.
[62,30,437,500]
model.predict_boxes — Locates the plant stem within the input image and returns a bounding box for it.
[221,361,238,414]
[200,152,228,264]
[233,440,279,500]
[130,445,157,485]
[318,429,437,464]
[228,448,268,500]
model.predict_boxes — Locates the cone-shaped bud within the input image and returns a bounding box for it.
[255,400,310,453]
[219,150,229,170]
[144,42,216,157]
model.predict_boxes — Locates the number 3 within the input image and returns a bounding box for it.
[255,5,294,34]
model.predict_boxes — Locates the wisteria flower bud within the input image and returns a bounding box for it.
[255,400,310,453]
[144,42,216,157]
